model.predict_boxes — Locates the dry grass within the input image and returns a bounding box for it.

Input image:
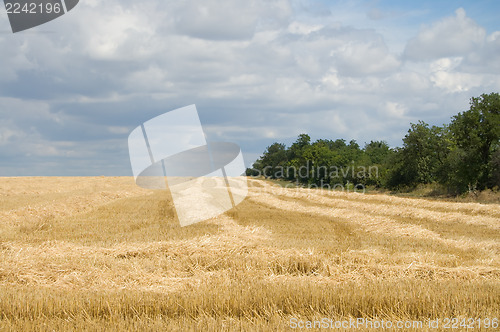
[0,177,499,331]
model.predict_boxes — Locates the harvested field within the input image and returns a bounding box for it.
[0,177,499,331]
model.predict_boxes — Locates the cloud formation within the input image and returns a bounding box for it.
[0,1,499,175]
[404,8,486,61]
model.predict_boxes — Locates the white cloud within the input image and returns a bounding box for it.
[334,38,400,76]
[429,57,462,72]
[460,30,500,74]
[431,70,483,93]
[383,102,407,118]
[0,125,23,145]
[107,126,131,135]
[173,2,258,41]
[77,3,158,60]
[1,1,499,174]
[0,40,37,82]
[288,21,323,35]
[404,8,486,61]
[125,66,173,92]
[172,0,292,40]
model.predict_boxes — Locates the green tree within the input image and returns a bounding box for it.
[287,134,311,161]
[286,134,311,182]
[363,141,393,187]
[491,149,500,188]
[364,141,391,164]
[253,142,287,178]
[449,93,500,191]
[387,121,448,189]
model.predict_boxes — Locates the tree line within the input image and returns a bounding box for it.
[246,93,500,194]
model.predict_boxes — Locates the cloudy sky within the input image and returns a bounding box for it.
[1,0,499,176]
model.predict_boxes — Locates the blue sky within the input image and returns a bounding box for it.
[1,0,500,175]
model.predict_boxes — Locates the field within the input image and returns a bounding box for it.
[0,177,499,331]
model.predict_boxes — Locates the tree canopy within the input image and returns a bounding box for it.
[247,93,500,194]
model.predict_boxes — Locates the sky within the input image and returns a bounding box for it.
[1,0,499,176]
